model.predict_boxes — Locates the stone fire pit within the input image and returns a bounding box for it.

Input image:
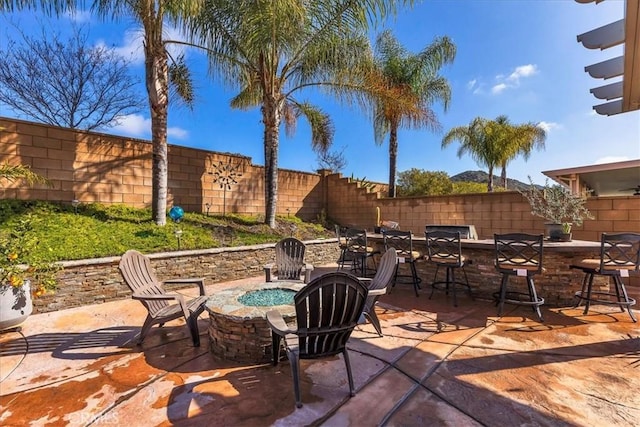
[204,281,304,364]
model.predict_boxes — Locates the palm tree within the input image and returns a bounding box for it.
[2,0,203,226]
[91,0,204,226]
[186,0,407,228]
[371,30,455,197]
[492,115,546,188]
[442,117,503,192]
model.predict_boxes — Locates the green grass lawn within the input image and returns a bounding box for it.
[0,200,334,263]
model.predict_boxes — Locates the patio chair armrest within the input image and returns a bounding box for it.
[302,263,314,283]
[368,287,387,296]
[163,277,207,295]
[358,277,373,284]
[266,310,295,336]
[264,264,275,282]
[132,293,185,303]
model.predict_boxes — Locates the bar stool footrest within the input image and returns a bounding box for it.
[393,274,422,285]
[431,280,472,293]
[493,291,544,307]
[574,291,636,308]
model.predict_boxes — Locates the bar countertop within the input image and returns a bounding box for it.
[366,233,601,252]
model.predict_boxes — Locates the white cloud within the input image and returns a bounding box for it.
[97,25,190,65]
[168,127,189,140]
[537,121,561,132]
[111,114,150,136]
[110,114,189,141]
[491,83,507,94]
[96,29,145,64]
[489,64,538,95]
[65,9,91,23]
[507,64,538,83]
[471,64,539,96]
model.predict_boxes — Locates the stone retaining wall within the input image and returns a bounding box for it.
[33,240,340,314]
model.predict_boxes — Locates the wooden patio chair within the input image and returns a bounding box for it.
[357,248,397,336]
[266,271,368,408]
[118,250,208,346]
[264,237,314,283]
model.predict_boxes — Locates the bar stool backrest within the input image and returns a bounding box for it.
[599,233,640,272]
[383,230,417,261]
[345,228,369,254]
[494,233,544,274]
[425,230,463,266]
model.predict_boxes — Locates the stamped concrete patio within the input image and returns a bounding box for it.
[1,266,638,426]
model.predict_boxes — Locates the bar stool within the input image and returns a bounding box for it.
[344,228,378,277]
[493,233,545,322]
[570,232,639,322]
[334,225,350,270]
[383,230,422,296]
[425,230,472,306]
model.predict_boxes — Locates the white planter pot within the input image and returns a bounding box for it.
[0,280,33,331]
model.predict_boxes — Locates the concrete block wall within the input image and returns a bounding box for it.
[0,117,324,221]
[325,173,639,240]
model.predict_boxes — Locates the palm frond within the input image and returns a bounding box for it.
[168,54,194,108]
[0,163,52,187]
[290,101,334,152]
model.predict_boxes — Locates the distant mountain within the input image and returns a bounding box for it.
[451,170,532,192]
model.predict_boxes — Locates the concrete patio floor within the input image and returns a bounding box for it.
[1,266,638,426]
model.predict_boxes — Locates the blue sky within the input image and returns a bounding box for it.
[1,0,639,186]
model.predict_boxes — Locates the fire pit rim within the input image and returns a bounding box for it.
[204,281,304,320]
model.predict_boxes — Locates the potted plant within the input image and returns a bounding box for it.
[1,163,59,331]
[0,215,61,331]
[520,178,594,241]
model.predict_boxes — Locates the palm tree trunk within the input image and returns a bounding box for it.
[146,37,170,226]
[261,97,281,228]
[501,166,507,189]
[487,165,494,192]
[388,125,398,198]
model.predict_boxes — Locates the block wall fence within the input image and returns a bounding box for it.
[0,117,324,221]
[326,173,640,241]
[1,117,638,312]
[2,116,638,241]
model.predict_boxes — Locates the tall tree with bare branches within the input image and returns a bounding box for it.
[0,23,142,131]
[1,0,204,225]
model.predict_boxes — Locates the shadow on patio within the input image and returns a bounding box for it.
[0,271,638,426]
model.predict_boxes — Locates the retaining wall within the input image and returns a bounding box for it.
[32,240,340,314]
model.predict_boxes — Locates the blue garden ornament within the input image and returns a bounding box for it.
[168,206,184,223]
